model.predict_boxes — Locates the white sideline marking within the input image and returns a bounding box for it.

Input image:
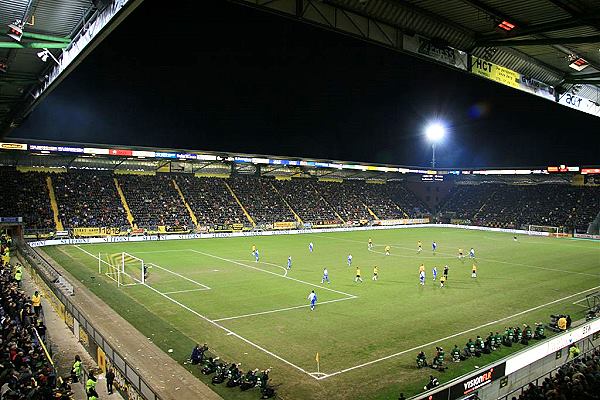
[316,284,600,380]
[72,245,600,379]
[72,246,318,379]
[188,249,358,298]
[146,262,211,290]
[163,288,210,295]
[572,298,591,308]
[213,296,357,322]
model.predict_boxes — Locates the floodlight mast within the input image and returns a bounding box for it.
[425,122,445,169]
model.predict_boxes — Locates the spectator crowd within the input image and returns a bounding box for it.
[0,166,597,234]
[118,174,192,231]
[441,183,600,232]
[176,175,246,226]
[515,347,600,400]
[54,170,129,229]
[0,168,54,235]
[0,240,71,399]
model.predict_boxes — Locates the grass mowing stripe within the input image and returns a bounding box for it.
[318,284,600,380]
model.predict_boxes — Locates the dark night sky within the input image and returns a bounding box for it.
[9,1,600,168]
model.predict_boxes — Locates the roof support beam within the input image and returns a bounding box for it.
[564,78,600,84]
[566,72,600,79]
[482,35,600,47]
[459,0,513,23]
[0,41,69,49]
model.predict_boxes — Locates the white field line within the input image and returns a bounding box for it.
[188,249,358,298]
[72,245,600,379]
[72,245,318,379]
[324,236,600,278]
[316,284,600,380]
[162,288,210,295]
[233,259,289,277]
[572,297,592,308]
[213,296,357,322]
[146,262,211,290]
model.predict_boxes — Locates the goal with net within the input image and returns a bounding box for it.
[98,252,147,287]
[527,225,566,237]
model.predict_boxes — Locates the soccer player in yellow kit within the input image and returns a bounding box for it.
[372,266,379,281]
[417,241,422,253]
[471,264,477,278]
[368,238,373,250]
[355,267,363,283]
[385,245,390,256]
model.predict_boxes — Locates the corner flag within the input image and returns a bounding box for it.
[315,352,320,374]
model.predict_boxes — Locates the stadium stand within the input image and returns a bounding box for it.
[0,168,54,234]
[441,183,600,232]
[360,182,407,220]
[384,181,429,218]
[118,174,192,230]
[175,175,246,227]
[53,170,129,229]
[271,179,342,225]
[314,181,371,222]
[0,165,597,234]
[0,259,69,398]
[228,175,295,225]
[514,347,600,400]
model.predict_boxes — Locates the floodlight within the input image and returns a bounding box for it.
[424,121,447,169]
[425,122,445,142]
[7,23,23,42]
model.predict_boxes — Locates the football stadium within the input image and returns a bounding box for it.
[1,1,600,400]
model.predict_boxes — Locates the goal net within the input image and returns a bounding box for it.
[98,252,146,287]
[527,225,565,237]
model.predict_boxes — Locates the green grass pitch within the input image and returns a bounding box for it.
[43,228,600,399]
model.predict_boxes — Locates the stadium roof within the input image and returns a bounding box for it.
[1,139,597,182]
[231,0,600,116]
[0,0,143,136]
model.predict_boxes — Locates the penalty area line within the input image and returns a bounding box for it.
[162,288,210,295]
[213,296,357,322]
[73,246,317,380]
[316,284,600,380]
[188,249,357,298]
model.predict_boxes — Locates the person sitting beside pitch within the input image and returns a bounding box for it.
[416,351,427,368]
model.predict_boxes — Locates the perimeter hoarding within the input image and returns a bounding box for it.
[403,35,467,70]
[471,56,554,101]
[558,93,600,117]
[415,363,506,400]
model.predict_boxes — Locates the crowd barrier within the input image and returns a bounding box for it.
[18,245,158,400]
[413,318,600,400]
[28,223,549,247]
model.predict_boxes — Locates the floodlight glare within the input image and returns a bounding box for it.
[425,122,445,142]
[424,121,447,169]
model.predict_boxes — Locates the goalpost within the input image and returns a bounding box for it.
[98,252,146,287]
[527,225,566,237]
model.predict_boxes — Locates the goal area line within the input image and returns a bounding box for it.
[70,245,600,380]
